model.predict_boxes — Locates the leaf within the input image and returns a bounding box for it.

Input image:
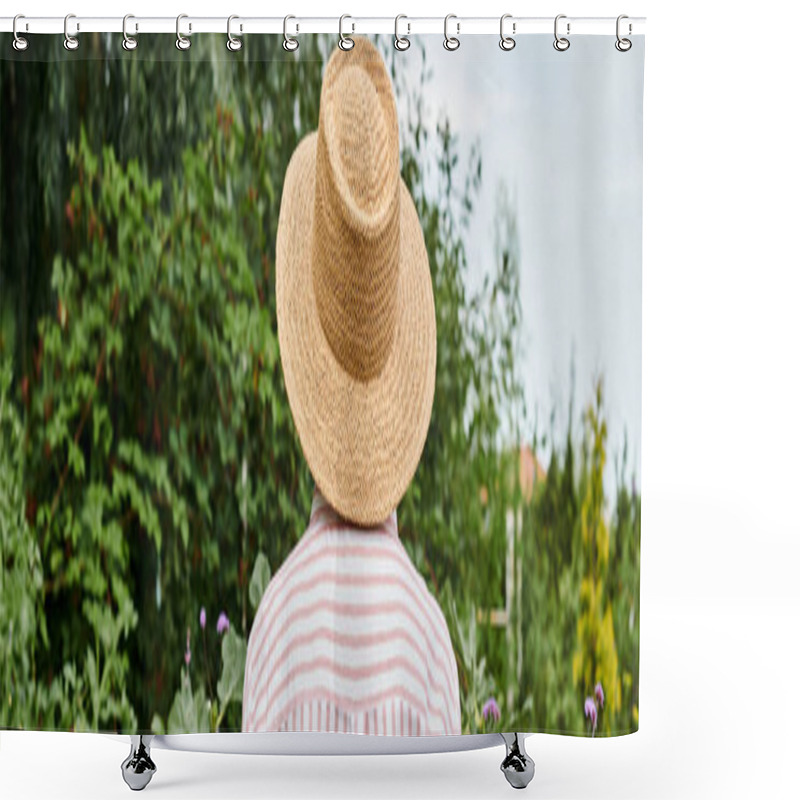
[248,552,271,611]
[215,627,246,731]
[167,671,209,734]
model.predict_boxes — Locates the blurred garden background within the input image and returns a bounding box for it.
[0,34,640,737]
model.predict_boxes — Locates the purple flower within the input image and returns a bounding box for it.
[584,697,597,734]
[184,627,191,666]
[200,607,207,630]
[594,682,605,709]
[482,697,500,723]
[216,611,230,635]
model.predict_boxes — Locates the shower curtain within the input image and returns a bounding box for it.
[0,30,643,739]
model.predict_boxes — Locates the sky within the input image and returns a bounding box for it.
[394,35,644,492]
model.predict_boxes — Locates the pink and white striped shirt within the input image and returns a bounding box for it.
[242,489,461,735]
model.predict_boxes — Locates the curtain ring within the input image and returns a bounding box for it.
[443,14,460,51]
[339,14,354,51]
[499,14,516,51]
[553,14,570,51]
[283,15,299,52]
[12,14,29,52]
[227,15,243,51]
[615,14,632,51]
[64,13,79,51]
[176,13,191,51]
[394,14,410,51]
[122,14,138,51]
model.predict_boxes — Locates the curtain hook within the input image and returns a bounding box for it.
[394,14,410,51]
[443,13,460,51]
[122,14,138,51]
[227,15,243,51]
[553,14,570,51]
[339,14,354,51]
[12,14,29,51]
[176,13,191,51]
[500,14,516,51]
[283,15,299,51]
[615,14,632,51]
[64,13,79,51]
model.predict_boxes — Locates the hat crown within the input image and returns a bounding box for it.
[311,41,401,382]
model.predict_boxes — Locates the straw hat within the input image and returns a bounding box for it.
[276,37,437,527]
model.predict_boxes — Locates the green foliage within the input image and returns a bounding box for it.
[0,358,44,727]
[22,109,312,727]
[1,358,137,731]
[216,627,247,730]
[161,549,264,734]
[572,382,622,731]
[167,669,210,735]
[449,598,496,732]
[1,35,640,736]
[164,624,246,734]
[519,423,582,732]
[608,436,641,730]
[517,383,640,736]
[6,33,329,726]
[248,553,272,614]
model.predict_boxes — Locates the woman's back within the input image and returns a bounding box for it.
[243,489,461,735]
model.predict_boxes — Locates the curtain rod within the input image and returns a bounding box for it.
[0,16,646,37]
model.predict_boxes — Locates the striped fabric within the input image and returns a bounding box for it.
[242,489,461,735]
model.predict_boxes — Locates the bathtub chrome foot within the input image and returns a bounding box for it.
[121,735,157,791]
[500,733,534,789]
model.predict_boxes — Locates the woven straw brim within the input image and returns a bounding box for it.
[276,133,437,527]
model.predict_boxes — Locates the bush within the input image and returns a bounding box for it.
[1,358,43,727]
